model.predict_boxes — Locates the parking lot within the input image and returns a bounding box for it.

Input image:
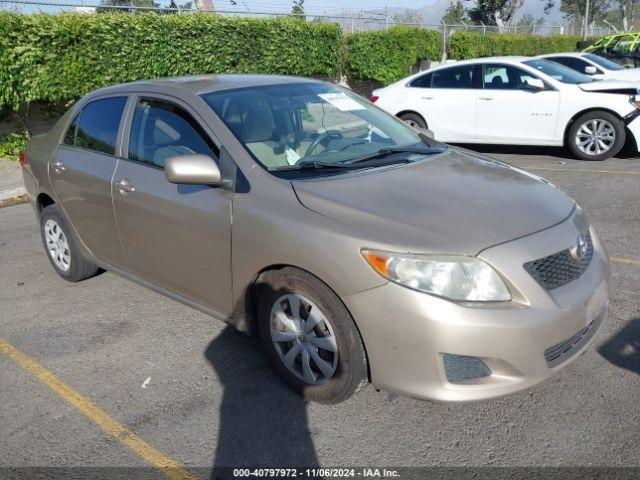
[1,146,639,476]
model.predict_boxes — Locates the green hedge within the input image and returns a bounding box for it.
[0,12,453,112]
[0,13,344,110]
[449,32,582,60]
[344,26,443,85]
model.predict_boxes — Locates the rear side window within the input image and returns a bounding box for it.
[128,98,219,169]
[63,97,127,155]
[409,73,432,88]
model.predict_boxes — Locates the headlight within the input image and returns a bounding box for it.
[629,93,640,109]
[362,250,511,302]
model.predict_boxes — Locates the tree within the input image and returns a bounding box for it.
[617,0,639,30]
[291,0,305,19]
[555,0,611,27]
[98,0,159,13]
[515,13,545,32]
[392,9,424,24]
[468,0,526,28]
[442,0,470,24]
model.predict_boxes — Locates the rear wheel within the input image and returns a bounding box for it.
[40,204,100,282]
[567,111,625,161]
[399,112,427,131]
[257,267,368,404]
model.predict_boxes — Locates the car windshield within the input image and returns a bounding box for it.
[584,53,625,71]
[201,82,443,173]
[523,59,595,84]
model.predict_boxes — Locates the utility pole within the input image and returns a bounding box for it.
[582,0,590,40]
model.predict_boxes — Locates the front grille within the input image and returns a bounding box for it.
[523,233,593,290]
[443,354,491,384]
[544,319,597,367]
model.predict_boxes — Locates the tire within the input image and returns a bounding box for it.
[399,112,427,131]
[567,111,625,161]
[256,267,368,404]
[39,204,100,282]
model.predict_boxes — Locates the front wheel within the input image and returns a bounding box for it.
[567,111,625,161]
[257,268,368,404]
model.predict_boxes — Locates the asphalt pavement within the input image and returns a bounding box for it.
[0,146,639,476]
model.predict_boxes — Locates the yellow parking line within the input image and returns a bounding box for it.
[528,167,640,175]
[0,337,200,480]
[612,257,640,266]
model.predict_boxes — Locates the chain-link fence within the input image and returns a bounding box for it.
[0,0,617,39]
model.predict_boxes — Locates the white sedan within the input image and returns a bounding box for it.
[538,52,640,82]
[371,56,640,160]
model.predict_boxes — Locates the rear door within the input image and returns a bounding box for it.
[50,96,128,267]
[112,95,233,315]
[404,64,480,142]
[476,63,560,143]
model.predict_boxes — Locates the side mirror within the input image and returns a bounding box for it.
[524,77,546,91]
[164,154,222,185]
[585,65,598,75]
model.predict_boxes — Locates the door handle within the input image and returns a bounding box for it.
[421,96,434,100]
[478,96,494,101]
[115,179,135,194]
[52,161,66,173]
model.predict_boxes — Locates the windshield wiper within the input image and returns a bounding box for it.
[343,145,446,165]
[273,158,412,172]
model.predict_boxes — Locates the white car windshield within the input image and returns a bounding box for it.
[202,82,443,172]
[584,53,625,71]
[523,59,595,84]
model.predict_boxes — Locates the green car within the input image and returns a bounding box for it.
[584,33,640,67]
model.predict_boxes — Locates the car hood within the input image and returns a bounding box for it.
[292,148,575,255]
[578,79,638,92]
[606,69,640,82]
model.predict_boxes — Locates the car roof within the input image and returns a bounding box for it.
[449,56,532,65]
[86,74,324,98]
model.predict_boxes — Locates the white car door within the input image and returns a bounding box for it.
[404,64,479,142]
[476,63,561,143]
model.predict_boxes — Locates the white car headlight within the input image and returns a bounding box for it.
[362,250,511,302]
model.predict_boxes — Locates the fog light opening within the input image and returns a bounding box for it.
[443,354,491,384]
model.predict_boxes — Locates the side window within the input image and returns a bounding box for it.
[63,97,127,155]
[128,98,218,169]
[410,72,432,88]
[431,65,477,89]
[483,64,539,90]
[551,57,596,74]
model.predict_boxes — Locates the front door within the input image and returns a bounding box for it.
[476,64,560,143]
[112,96,233,315]
[50,96,128,267]
[404,64,480,142]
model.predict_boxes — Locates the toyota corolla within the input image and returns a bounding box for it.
[22,75,609,403]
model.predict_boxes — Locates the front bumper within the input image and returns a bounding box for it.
[343,218,610,402]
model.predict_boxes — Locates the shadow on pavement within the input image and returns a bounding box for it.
[598,318,640,376]
[205,327,319,479]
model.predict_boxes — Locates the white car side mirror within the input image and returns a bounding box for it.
[585,66,598,75]
[524,77,546,91]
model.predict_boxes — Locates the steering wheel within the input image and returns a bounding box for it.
[303,130,343,159]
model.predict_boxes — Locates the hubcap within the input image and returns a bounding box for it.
[44,219,71,272]
[403,119,419,129]
[575,119,615,156]
[269,293,339,385]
